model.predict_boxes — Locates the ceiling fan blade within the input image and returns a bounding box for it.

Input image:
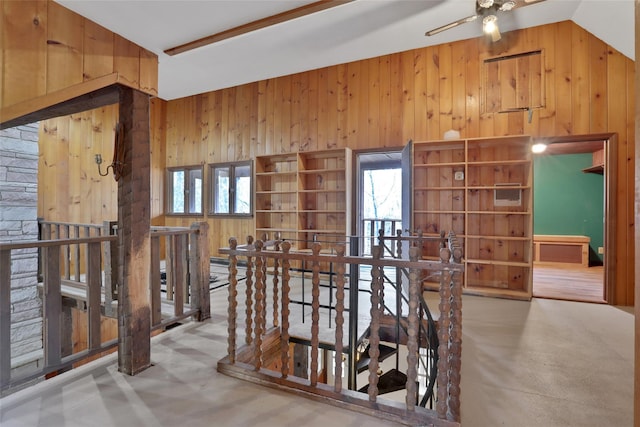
[425,14,478,37]
[510,0,547,10]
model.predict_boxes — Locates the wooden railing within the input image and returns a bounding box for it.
[149,224,211,329]
[1,222,210,395]
[1,235,118,394]
[218,236,463,426]
[361,218,402,256]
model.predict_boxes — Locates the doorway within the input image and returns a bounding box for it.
[356,150,403,256]
[531,134,616,304]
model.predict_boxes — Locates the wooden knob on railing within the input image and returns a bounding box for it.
[255,240,264,251]
[246,235,254,245]
[229,237,237,250]
[440,247,451,263]
[311,242,321,257]
[281,241,291,253]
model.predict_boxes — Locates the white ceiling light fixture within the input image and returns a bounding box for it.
[483,14,501,41]
[531,143,547,154]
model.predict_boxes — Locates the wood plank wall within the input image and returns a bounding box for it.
[38,105,119,224]
[35,21,635,306]
[158,21,635,306]
[37,101,165,224]
[0,0,158,110]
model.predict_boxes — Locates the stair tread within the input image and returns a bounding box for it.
[356,343,397,373]
[358,368,408,395]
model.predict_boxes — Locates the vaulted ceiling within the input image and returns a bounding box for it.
[56,0,634,101]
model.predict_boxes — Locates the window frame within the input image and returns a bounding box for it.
[209,160,253,217]
[165,165,204,216]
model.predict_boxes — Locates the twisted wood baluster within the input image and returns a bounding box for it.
[334,244,346,393]
[227,237,238,364]
[280,241,292,378]
[310,242,321,386]
[254,239,265,371]
[396,229,402,259]
[405,246,420,411]
[261,242,268,335]
[368,246,383,402]
[245,236,254,345]
[448,259,463,422]
[273,241,280,328]
[436,246,452,419]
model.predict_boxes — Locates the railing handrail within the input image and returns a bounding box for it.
[38,220,106,229]
[0,235,117,250]
[219,247,463,272]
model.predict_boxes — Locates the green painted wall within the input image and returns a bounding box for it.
[533,153,604,264]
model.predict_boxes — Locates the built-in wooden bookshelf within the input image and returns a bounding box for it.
[410,136,532,299]
[255,148,352,252]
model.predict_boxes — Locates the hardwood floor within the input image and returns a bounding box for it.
[532,265,605,303]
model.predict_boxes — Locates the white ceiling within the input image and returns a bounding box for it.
[56,0,634,101]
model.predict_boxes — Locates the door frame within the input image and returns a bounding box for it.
[534,133,617,304]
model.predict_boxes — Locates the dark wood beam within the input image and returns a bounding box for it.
[117,86,152,375]
[164,0,353,56]
[0,84,120,130]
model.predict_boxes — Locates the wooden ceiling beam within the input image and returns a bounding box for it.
[164,0,353,56]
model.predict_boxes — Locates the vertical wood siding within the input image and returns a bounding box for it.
[161,21,635,305]
[37,21,634,305]
[0,0,158,110]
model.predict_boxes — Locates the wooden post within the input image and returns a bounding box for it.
[272,241,280,328]
[173,233,186,317]
[103,220,118,317]
[449,262,463,422]
[310,242,321,387]
[190,222,210,321]
[405,246,420,410]
[437,246,452,420]
[87,241,102,351]
[334,244,346,393]
[227,237,238,364]
[245,236,254,345]
[117,86,152,376]
[150,234,162,327]
[280,241,292,378]
[368,245,383,402]
[43,245,62,368]
[254,240,265,370]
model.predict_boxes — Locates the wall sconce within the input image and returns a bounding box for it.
[95,154,113,176]
[95,122,125,181]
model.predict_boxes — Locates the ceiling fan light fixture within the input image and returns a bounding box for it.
[478,0,494,8]
[482,14,498,34]
[500,0,516,11]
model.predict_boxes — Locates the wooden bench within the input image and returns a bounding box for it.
[533,234,590,268]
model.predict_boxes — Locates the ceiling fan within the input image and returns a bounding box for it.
[425,0,546,42]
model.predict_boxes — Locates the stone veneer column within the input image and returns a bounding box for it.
[0,123,42,369]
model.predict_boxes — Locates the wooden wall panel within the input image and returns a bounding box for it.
[38,105,119,224]
[150,98,166,224]
[0,0,157,111]
[34,21,633,305]
[82,19,113,81]
[1,0,48,107]
[166,21,636,305]
[47,1,83,93]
